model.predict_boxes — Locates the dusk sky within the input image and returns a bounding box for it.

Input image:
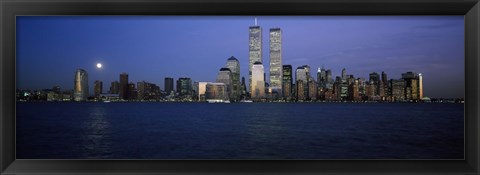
[16,16,464,98]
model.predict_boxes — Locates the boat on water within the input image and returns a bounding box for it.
[240,100,253,103]
[103,100,111,103]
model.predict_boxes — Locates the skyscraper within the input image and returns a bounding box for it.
[94,80,103,98]
[119,72,129,100]
[296,66,308,99]
[109,81,119,94]
[73,69,88,101]
[251,61,265,99]
[269,28,282,97]
[249,24,262,94]
[225,56,241,101]
[177,77,192,97]
[216,68,233,101]
[369,72,380,96]
[164,77,174,95]
[341,68,347,80]
[282,65,292,100]
[419,73,423,99]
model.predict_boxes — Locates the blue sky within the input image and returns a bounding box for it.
[16,16,464,98]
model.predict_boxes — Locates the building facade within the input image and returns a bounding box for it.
[119,72,129,100]
[249,25,262,94]
[225,56,241,101]
[269,28,282,97]
[164,77,174,95]
[251,62,265,99]
[94,80,103,98]
[74,69,88,101]
[216,68,233,101]
[282,65,292,100]
[205,82,228,101]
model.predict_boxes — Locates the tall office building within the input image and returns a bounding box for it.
[216,68,233,100]
[282,65,293,100]
[225,56,241,101]
[369,72,380,96]
[164,77,174,95]
[109,81,119,94]
[249,23,262,94]
[177,77,192,97]
[94,80,103,98]
[119,72,129,100]
[341,68,347,80]
[251,62,265,99]
[296,66,308,99]
[296,80,305,101]
[127,82,137,100]
[419,73,423,99]
[269,28,282,96]
[326,69,333,84]
[401,72,420,100]
[73,69,88,101]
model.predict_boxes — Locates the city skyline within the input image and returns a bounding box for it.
[16,16,464,98]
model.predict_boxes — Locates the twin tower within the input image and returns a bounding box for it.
[248,19,282,99]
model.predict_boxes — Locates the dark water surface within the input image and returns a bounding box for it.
[16,102,464,159]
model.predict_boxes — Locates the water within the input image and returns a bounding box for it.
[16,102,464,159]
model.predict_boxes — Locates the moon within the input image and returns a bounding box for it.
[96,63,102,69]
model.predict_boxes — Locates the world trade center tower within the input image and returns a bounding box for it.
[269,28,282,97]
[249,20,262,94]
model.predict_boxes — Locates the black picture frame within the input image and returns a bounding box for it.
[1,0,479,174]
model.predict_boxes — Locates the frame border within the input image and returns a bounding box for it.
[1,0,479,174]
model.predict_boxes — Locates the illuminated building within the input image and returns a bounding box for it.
[205,82,228,101]
[296,80,305,101]
[225,56,241,101]
[73,69,88,101]
[308,79,317,101]
[177,77,192,97]
[369,72,380,96]
[391,79,406,101]
[249,22,262,93]
[269,28,282,97]
[251,61,265,99]
[216,68,233,101]
[282,65,292,100]
[419,73,423,99]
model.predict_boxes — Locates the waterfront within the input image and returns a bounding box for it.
[16,102,464,159]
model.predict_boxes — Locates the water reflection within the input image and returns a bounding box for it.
[82,105,112,158]
[242,104,287,158]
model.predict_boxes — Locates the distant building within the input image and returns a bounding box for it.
[269,28,282,97]
[109,81,119,94]
[249,25,262,94]
[94,80,103,98]
[282,65,292,100]
[251,61,265,99]
[369,72,380,96]
[177,77,192,97]
[205,82,228,101]
[194,82,211,101]
[296,80,305,101]
[164,77,174,95]
[127,82,137,100]
[391,79,406,101]
[225,56,241,101]
[73,69,88,101]
[216,67,233,101]
[308,79,317,101]
[402,72,421,101]
[295,66,308,100]
[119,72,129,100]
[419,73,423,99]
